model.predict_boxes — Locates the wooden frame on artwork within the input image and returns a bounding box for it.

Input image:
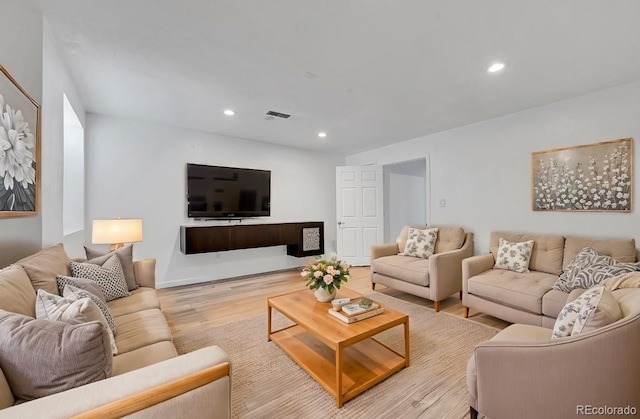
[0,65,41,217]
[531,138,633,212]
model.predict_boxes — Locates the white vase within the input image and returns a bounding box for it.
[314,287,336,302]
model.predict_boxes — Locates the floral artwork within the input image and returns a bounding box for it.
[0,66,40,217]
[532,138,633,212]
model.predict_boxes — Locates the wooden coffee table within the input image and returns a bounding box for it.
[267,288,409,408]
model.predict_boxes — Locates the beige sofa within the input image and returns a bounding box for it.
[467,288,640,419]
[371,226,474,311]
[0,244,231,418]
[462,232,639,327]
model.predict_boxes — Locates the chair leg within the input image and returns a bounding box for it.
[434,300,440,312]
[459,290,463,300]
[371,283,376,290]
[470,406,478,419]
[464,307,469,318]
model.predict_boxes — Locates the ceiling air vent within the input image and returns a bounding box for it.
[266,110,291,119]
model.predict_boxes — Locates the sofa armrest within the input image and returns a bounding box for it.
[371,243,400,261]
[428,232,474,301]
[472,314,640,418]
[462,253,494,282]
[4,346,231,419]
[133,258,156,289]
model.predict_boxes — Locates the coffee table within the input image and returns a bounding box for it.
[267,288,409,408]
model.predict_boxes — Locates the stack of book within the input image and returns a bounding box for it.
[328,299,384,323]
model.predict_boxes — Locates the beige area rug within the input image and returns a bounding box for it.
[173,292,499,418]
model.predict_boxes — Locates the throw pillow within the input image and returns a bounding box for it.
[0,309,112,400]
[552,286,622,338]
[573,287,622,335]
[69,255,130,301]
[34,289,118,355]
[553,247,640,292]
[494,238,534,273]
[16,243,71,295]
[63,284,116,335]
[399,227,438,259]
[84,244,138,291]
[0,264,37,317]
[56,275,106,302]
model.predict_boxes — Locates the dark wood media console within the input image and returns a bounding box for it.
[180,222,324,257]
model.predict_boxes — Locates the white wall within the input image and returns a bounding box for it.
[85,114,345,287]
[62,94,85,236]
[348,81,640,254]
[383,159,426,241]
[41,19,86,256]
[0,5,43,266]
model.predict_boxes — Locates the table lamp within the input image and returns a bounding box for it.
[92,218,143,251]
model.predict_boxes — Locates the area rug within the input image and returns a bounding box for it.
[173,292,499,418]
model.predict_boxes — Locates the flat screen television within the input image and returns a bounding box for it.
[187,163,271,219]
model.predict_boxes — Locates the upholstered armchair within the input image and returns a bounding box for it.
[370,225,473,311]
[467,288,640,419]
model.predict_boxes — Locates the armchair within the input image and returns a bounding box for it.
[370,225,473,311]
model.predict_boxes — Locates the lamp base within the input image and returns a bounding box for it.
[110,243,125,252]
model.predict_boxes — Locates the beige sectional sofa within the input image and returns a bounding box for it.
[371,225,473,311]
[462,232,639,327]
[0,244,231,418]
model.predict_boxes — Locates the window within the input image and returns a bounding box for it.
[63,93,84,235]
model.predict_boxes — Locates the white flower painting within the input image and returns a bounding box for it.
[0,66,40,216]
[532,138,633,212]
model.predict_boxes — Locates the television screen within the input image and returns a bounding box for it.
[187,164,271,218]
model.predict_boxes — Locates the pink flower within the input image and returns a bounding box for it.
[300,271,308,277]
[323,274,333,284]
[326,266,335,275]
[314,271,323,278]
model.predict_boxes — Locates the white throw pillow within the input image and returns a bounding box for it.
[399,227,438,259]
[552,286,621,339]
[35,289,118,355]
[494,238,534,273]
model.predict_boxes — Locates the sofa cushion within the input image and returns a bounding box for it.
[542,289,572,319]
[490,232,565,275]
[371,255,430,286]
[56,275,106,301]
[0,309,112,400]
[114,309,173,354]
[563,236,636,268]
[494,238,534,273]
[434,226,466,253]
[64,284,116,335]
[467,269,557,314]
[613,288,640,317]
[34,289,118,355]
[84,244,138,291]
[69,255,130,301]
[17,243,71,295]
[107,287,161,318]
[399,227,438,259]
[395,224,428,255]
[112,341,178,376]
[0,265,36,317]
[573,287,622,335]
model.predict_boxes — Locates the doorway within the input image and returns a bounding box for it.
[383,159,427,242]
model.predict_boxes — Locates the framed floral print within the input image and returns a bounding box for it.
[0,65,41,217]
[532,138,633,212]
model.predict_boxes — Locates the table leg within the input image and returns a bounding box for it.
[404,318,410,367]
[267,304,272,342]
[336,344,343,408]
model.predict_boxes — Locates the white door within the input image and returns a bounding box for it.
[336,166,384,266]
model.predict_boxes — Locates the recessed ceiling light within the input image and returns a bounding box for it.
[318,132,327,138]
[223,109,235,116]
[487,62,505,73]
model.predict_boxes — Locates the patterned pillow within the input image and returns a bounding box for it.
[56,275,106,302]
[552,286,622,339]
[399,228,438,259]
[63,285,116,336]
[553,247,640,292]
[69,255,130,301]
[494,238,534,273]
[34,289,118,355]
[84,244,138,291]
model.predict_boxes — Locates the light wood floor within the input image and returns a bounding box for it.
[157,266,510,337]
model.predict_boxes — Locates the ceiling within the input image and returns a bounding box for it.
[21,1,640,155]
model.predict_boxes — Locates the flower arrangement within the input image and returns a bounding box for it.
[301,253,350,294]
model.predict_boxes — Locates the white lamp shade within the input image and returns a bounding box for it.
[92,218,143,245]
